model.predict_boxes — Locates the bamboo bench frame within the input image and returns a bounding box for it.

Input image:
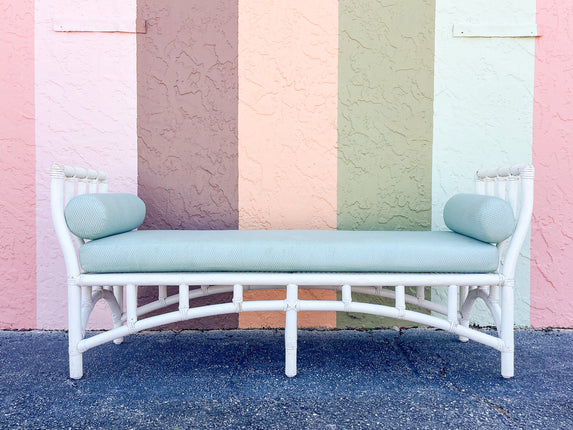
[51,163,534,379]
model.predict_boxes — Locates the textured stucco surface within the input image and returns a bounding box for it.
[338,0,435,232]
[531,0,573,327]
[336,0,435,328]
[238,0,338,329]
[0,0,36,328]
[137,0,239,329]
[137,0,238,231]
[238,0,338,231]
[431,0,535,326]
[2,1,569,332]
[35,0,138,329]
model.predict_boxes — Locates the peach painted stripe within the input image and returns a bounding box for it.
[238,0,338,328]
[531,0,573,328]
[0,0,36,328]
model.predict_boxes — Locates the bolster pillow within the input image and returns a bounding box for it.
[65,193,146,240]
[443,194,515,243]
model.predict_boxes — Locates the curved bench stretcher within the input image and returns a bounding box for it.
[51,163,534,380]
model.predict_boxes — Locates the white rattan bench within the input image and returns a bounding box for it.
[51,163,534,379]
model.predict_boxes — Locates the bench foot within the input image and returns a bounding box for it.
[285,346,297,378]
[69,353,83,379]
[501,350,514,378]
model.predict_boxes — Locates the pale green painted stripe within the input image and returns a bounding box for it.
[431,0,535,327]
[337,0,436,328]
[337,0,435,232]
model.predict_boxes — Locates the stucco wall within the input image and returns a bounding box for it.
[0,0,36,328]
[35,0,138,329]
[336,0,435,329]
[1,0,571,330]
[137,0,239,329]
[137,0,238,231]
[338,0,435,232]
[238,0,339,328]
[531,0,573,327]
[432,0,536,326]
[238,0,338,231]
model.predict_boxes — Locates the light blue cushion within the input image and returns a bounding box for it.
[79,230,499,274]
[443,194,515,243]
[65,193,146,240]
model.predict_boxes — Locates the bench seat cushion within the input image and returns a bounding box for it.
[79,230,500,274]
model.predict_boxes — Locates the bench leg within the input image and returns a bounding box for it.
[113,285,124,345]
[68,281,84,379]
[458,286,470,342]
[285,284,298,377]
[500,281,515,378]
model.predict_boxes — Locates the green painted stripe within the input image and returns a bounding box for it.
[337,0,436,328]
[337,0,435,232]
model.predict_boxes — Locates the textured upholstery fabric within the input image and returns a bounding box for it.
[443,194,515,243]
[79,230,500,274]
[65,193,146,240]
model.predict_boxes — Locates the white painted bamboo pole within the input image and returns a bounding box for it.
[395,285,405,318]
[68,280,84,379]
[447,285,458,325]
[111,286,124,345]
[501,280,515,378]
[508,175,519,218]
[158,285,167,303]
[485,177,495,196]
[489,285,500,305]
[341,284,352,312]
[502,166,534,279]
[475,176,485,195]
[80,286,93,332]
[459,286,470,342]
[88,178,98,194]
[66,178,77,202]
[126,284,138,333]
[233,284,243,313]
[51,166,82,278]
[496,176,507,200]
[77,272,503,288]
[179,284,189,320]
[113,286,123,312]
[284,284,298,377]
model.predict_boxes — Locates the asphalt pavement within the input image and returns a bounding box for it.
[1,328,571,429]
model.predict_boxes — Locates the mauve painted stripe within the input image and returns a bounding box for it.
[0,0,35,328]
[531,0,573,328]
[237,0,338,329]
[137,0,239,329]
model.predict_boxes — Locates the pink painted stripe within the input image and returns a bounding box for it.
[35,0,138,329]
[0,0,36,329]
[531,0,573,327]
